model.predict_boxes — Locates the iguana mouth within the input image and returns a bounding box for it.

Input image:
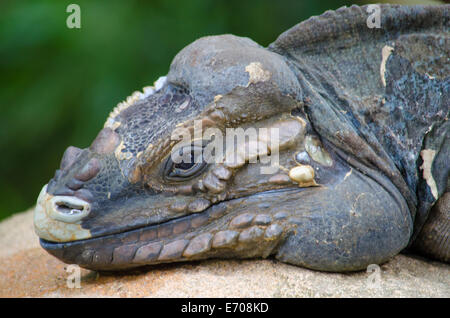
[39,187,301,271]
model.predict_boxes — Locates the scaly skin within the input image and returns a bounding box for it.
[34,4,449,272]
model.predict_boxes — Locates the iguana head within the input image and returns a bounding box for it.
[35,35,336,270]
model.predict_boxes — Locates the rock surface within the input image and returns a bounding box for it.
[0,209,449,297]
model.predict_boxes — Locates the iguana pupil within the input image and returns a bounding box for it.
[175,161,195,171]
[165,145,207,180]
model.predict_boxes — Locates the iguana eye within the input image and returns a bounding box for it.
[164,145,207,180]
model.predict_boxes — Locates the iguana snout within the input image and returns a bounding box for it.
[34,131,122,242]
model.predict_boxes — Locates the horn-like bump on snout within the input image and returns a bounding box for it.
[74,158,101,182]
[60,146,82,170]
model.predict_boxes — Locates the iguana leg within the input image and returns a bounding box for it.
[413,192,449,263]
[274,161,413,272]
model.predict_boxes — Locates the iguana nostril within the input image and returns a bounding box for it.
[74,158,101,182]
[49,196,91,223]
[60,146,82,170]
[56,202,84,216]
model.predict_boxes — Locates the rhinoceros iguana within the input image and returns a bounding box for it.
[34,4,449,272]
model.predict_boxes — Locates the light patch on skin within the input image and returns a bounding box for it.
[425,124,434,134]
[104,119,121,130]
[34,185,92,242]
[420,149,438,199]
[104,76,167,128]
[304,136,333,167]
[175,99,190,113]
[114,140,133,161]
[292,115,307,128]
[380,45,394,87]
[245,62,271,85]
[344,168,353,181]
[288,165,317,187]
[144,143,154,153]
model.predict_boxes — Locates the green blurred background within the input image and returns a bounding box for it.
[0,0,442,220]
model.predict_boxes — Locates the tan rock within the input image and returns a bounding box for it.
[0,209,449,297]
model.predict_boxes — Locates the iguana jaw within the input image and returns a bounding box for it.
[39,187,305,271]
[36,120,338,271]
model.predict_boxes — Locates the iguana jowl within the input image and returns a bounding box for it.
[34,4,449,272]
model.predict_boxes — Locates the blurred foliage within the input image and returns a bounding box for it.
[0,0,441,220]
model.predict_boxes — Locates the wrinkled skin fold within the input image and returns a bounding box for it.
[35,4,449,272]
